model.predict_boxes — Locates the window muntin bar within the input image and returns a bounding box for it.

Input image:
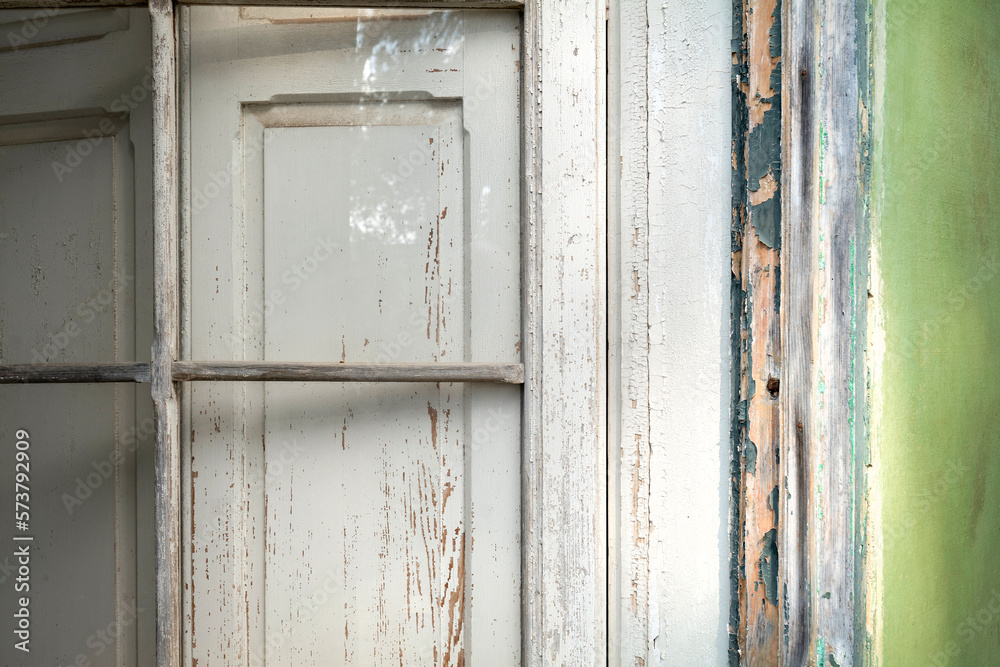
[0,361,524,384]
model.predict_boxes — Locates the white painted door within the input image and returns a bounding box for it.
[0,9,155,666]
[182,8,521,665]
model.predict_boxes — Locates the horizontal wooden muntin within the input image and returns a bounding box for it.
[0,362,151,383]
[0,0,521,8]
[0,361,524,384]
[173,361,525,383]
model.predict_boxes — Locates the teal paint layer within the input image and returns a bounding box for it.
[873,0,1000,664]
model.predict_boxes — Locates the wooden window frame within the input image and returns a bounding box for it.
[0,1,608,666]
[729,0,865,664]
[0,0,868,663]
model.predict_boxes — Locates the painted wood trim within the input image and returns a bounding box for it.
[0,112,127,146]
[0,363,150,382]
[150,1,181,666]
[522,1,607,665]
[732,0,784,662]
[780,0,862,664]
[607,0,649,663]
[171,361,524,383]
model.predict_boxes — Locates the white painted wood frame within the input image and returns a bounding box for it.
[608,1,732,665]
[521,0,607,665]
[172,1,606,666]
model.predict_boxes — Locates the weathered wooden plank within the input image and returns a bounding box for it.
[0,363,150,383]
[150,1,180,666]
[781,0,861,665]
[171,361,524,383]
[733,0,784,663]
[0,361,523,384]
[779,0,816,662]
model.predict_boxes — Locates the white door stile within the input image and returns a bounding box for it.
[521,1,607,665]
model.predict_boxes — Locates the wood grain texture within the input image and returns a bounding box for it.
[0,363,150,383]
[733,0,783,662]
[150,2,181,666]
[522,0,606,665]
[172,361,524,383]
[781,0,861,664]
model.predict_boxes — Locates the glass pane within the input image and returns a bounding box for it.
[0,8,155,665]
[184,9,523,665]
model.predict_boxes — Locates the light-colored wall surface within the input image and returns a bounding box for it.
[869,1,1000,664]
[612,1,732,664]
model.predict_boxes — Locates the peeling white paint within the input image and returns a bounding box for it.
[646,1,731,665]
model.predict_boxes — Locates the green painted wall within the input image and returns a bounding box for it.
[871,0,1000,664]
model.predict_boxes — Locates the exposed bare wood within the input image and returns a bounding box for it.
[781,0,861,664]
[150,1,180,666]
[0,361,523,385]
[0,363,150,383]
[733,0,784,662]
[780,0,815,661]
[171,361,524,383]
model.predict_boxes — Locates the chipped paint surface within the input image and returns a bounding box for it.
[611,1,731,664]
[732,0,783,662]
[643,1,733,664]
